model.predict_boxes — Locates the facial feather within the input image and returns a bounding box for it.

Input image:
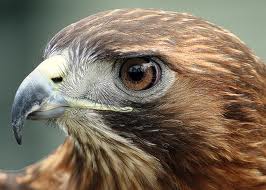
[2,8,266,190]
[43,8,266,190]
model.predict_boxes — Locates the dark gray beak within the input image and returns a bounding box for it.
[10,55,133,145]
[11,70,67,145]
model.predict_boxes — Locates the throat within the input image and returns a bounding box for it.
[60,119,174,190]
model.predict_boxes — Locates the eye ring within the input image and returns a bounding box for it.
[119,57,161,91]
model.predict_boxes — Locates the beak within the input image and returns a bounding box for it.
[11,56,133,145]
[11,56,68,145]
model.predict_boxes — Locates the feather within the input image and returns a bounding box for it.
[1,9,266,190]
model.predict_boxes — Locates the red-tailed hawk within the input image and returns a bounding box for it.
[0,9,266,190]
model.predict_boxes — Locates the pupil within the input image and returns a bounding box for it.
[128,65,145,82]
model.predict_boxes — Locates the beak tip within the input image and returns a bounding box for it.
[12,119,23,145]
[13,129,22,145]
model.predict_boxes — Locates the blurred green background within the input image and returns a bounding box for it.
[0,0,265,170]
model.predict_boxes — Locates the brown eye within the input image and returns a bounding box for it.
[119,58,161,91]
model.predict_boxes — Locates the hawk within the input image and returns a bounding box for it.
[0,9,266,190]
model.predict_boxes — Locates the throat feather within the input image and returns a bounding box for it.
[59,119,174,190]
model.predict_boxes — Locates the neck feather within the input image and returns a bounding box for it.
[62,119,176,190]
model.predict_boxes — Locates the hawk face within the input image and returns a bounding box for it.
[11,9,266,190]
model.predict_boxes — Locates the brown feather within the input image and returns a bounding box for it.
[1,9,266,190]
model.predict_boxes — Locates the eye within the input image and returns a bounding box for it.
[119,58,161,91]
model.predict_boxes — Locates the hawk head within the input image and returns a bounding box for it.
[10,9,266,190]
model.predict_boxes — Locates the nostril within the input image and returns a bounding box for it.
[51,77,63,83]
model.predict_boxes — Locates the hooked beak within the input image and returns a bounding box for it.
[11,56,68,145]
[11,71,67,145]
[11,55,133,145]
